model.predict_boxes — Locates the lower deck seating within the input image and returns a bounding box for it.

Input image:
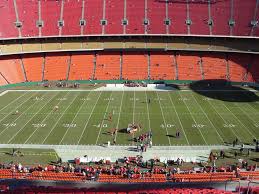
[176,53,202,80]
[0,52,258,86]
[122,52,148,80]
[44,53,69,81]
[250,55,259,83]
[95,52,120,80]
[202,54,227,80]
[150,52,175,80]
[69,53,94,80]
[228,54,250,82]
[0,56,25,84]
[23,54,43,82]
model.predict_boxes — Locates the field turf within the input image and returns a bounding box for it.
[0,90,258,146]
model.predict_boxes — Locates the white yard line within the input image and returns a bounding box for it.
[95,92,114,145]
[23,92,70,144]
[167,92,190,145]
[0,92,28,118]
[190,93,224,143]
[41,92,79,144]
[7,92,55,143]
[206,100,240,140]
[155,91,171,146]
[178,92,208,145]
[0,92,39,137]
[0,90,9,96]
[221,102,256,139]
[59,91,92,144]
[144,91,151,131]
[77,92,102,145]
[235,103,259,130]
[114,91,124,142]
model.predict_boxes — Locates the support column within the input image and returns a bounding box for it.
[13,0,22,37]
[42,53,46,81]
[66,53,72,81]
[20,56,28,82]
[250,0,259,36]
[59,0,65,36]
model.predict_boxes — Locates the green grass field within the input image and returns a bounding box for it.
[0,90,258,146]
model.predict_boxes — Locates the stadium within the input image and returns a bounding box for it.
[0,0,258,193]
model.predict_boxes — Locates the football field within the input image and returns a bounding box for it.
[0,90,258,146]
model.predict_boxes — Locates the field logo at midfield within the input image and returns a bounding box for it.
[93,124,108,128]
[80,98,91,101]
[34,97,44,101]
[223,124,236,128]
[192,124,205,128]
[3,123,16,127]
[63,123,76,128]
[161,124,175,128]
[104,98,114,101]
[178,98,190,101]
[32,123,46,127]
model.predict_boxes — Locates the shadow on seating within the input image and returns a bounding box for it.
[190,79,259,102]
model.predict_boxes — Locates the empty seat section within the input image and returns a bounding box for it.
[250,55,259,82]
[0,56,25,84]
[17,0,38,37]
[228,53,250,82]
[189,1,210,35]
[44,53,69,81]
[105,0,124,34]
[176,53,202,80]
[202,54,227,80]
[41,1,61,36]
[83,0,103,34]
[23,54,43,82]
[147,1,166,34]
[62,1,81,35]
[95,53,120,80]
[232,0,255,36]
[122,52,148,80]
[0,1,18,38]
[168,1,187,34]
[150,52,175,80]
[211,0,231,35]
[126,0,145,34]
[69,53,94,80]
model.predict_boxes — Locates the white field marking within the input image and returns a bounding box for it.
[0,90,8,96]
[59,91,92,144]
[145,91,151,131]
[95,92,114,145]
[0,92,39,137]
[167,92,189,145]
[235,103,258,124]
[7,92,55,143]
[77,92,102,145]
[24,92,69,144]
[178,92,208,145]
[114,91,124,141]
[221,102,256,139]
[155,91,171,146]
[41,92,79,144]
[0,92,28,119]
[190,93,224,143]
[206,99,240,140]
